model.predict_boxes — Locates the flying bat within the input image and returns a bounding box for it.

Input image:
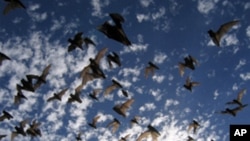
[14,84,28,104]
[107,52,121,69]
[47,88,68,102]
[178,55,198,77]
[0,110,13,122]
[3,0,26,15]
[145,61,159,78]
[26,120,42,137]
[11,119,29,141]
[188,120,200,134]
[104,79,123,96]
[80,48,108,85]
[219,104,248,117]
[0,52,11,66]
[68,32,84,52]
[88,89,102,101]
[183,76,200,92]
[136,124,161,141]
[208,20,239,47]
[26,64,51,90]
[130,116,140,127]
[107,118,121,133]
[67,84,83,103]
[97,13,131,46]
[88,115,100,129]
[113,98,134,117]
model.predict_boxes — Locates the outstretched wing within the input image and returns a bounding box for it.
[120,99,134,114]
[94,47,108,65]
[0,52,11,65]
[237,89,246,102]
[216,20,239,42]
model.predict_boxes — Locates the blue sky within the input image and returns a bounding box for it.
[0,0,250,141]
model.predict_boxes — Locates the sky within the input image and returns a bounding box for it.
[0,0,250,141]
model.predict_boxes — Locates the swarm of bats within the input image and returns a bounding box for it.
[0,6,245,141]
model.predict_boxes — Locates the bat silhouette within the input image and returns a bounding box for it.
[68,32,84,52]
[107,118,121,133]
[145,61,159,78]
[104,79,123,96]
[47,88,68,102]
[88,89,102,101]
[26,120,42,137]
[88,115,100,129]
[130,116,140,127]
[188,120,200,134]
[26,64,51,90]
[11,119,29,141]
[113,98,134,117]
[80,48,108,85]
[219,104,248,117]
[136,124,160,141]
[0,52,11,66]
[107,52,121,69]
[208,20,239,47]
[0,110,13,122]
[14,84,28,104]
[3,0,26,15]
[178,55,198,77]
[183,76,200,92]
[226,89,246,106]
[67,84,83,103]
[97,13,131,46]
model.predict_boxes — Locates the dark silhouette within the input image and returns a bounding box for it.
[145,61,159,78]
[0,52,11,66]
[178,55,198,77]
[3,0,26,15]
[208,20,239,47]
[47,88,68,102]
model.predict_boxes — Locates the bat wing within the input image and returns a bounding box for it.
[104,84,117,96]
[57,88,68,97]
[94,47,108,65]
[46,96,56,102]
[120,99,134,114]
[136,131,151,141]
[237,89,246,102]
[216,20,239,42]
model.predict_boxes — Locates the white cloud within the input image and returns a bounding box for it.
[136,13,150,23]
[153,52,167,64]
[152,74,165,83]
[139,0,154,7]
[240,72,250,81]
[90,0,110,17]
[197,0,218,15]
[139,102,156,112]
[235,59,246,70]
